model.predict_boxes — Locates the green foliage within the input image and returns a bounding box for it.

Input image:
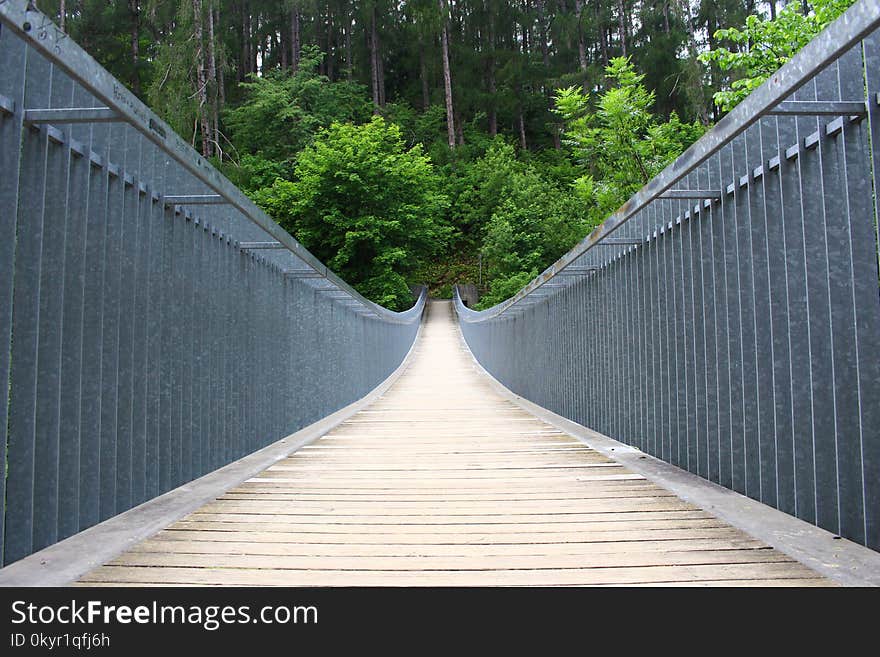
[413,255,481,298]
[476,270,538,310]
[381,103,448,150]
[224,47,373,168]
[436,283,454,299]
[555,57,704,226]
[256,117,451,311]
[445,140,528,246]
[467,144,592,309]
[699,0,857,111]
[518,147,583,188]
[219,154,290,196]
[481,169,590,272]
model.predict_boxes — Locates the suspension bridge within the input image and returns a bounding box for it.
[0,0,879,586]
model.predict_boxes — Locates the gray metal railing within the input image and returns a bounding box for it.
[457,0,880,551]
[0,0,424,567]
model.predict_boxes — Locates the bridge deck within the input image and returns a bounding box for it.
[78,301,831,586]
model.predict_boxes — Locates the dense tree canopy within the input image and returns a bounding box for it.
[37,0,857,309]
[258,117,451,310]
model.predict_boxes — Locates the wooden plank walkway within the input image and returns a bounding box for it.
[78,301,832,586]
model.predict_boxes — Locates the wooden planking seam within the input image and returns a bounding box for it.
[125,539,771,556]
[78,562,827,586]
[105,551,799,571]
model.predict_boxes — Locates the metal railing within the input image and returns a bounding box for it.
[0,0,424,566]
[457,0,880,551]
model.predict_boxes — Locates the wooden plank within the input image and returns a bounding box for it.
[193,498,697,515]
[245,474,648,484]
[186,519,713,532]
[220,491,666,501]
[298,445,589,452]
[150,527,769,544]
[260,461,622,470]
[279,456,607,466]
[208,497,688,510]
[229,481,661,493]
[128,536,770,557]
[217,489,678,502]
[79,562,826,586]
[107,549,796,571]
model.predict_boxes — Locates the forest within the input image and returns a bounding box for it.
[36,0,856,310]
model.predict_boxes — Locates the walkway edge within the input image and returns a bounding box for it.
[0,310,427,587]
[453,313,880,587]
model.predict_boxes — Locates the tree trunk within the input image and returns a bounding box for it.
[193,0,211,157]
[487,0,497,135]
[240,7,249,81]
[617,0,626,57]
[59,0,66,31]
[536,0,550,69]
[344,6,353,80]
[129,0,140,96]
[487,62,497,136]
[420,47,431,109]
[706,9,717,123]
[291,7,301,72]
[369,7,383,111]
[595,0,609,66]
[377,38,386,106]
[317,10,326,76]
[215,4,225,105]
[250,13,258,75]
[207,1,219,156]
[326,9,335,80]
[280,8,288,69]
[251,15,258,76]
[518,110,527,150]
[439,0,456,148]
[574,0,588,86]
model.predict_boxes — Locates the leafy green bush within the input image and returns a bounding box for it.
[256,116,452,311]
[476,270,538,310]
[436,283,454,299]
